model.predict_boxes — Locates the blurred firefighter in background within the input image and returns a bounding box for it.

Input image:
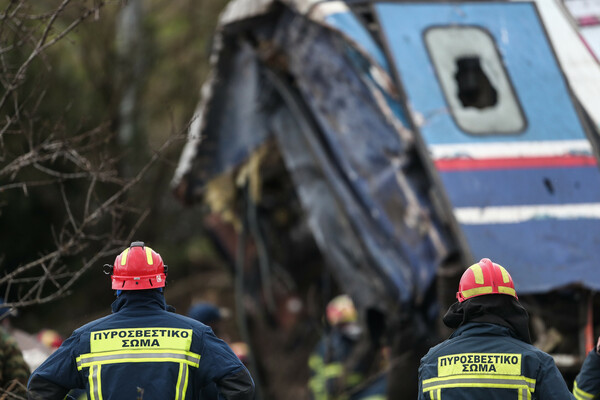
[187,301,248,400]
[308,294,386,400]
[573,335,600,399]
[0,305,30,397]
[418,258,574,399]
[188,301,228,340]
[27,241,255,400]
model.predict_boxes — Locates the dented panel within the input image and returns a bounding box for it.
[376,1,600,293]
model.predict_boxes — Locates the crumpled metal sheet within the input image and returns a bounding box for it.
[172,3,460,312]
[172,0,399,197]
[266,11,455,307]
[218,0,340,26]
[172,41,274,203]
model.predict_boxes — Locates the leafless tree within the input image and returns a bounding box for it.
[0,0,186,318]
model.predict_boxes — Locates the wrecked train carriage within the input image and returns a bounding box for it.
[375,0,600,376]
[172,0,600,396]
[173,0,462,397]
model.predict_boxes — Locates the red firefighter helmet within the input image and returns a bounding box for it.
[110,242,166,290]
[456,258,517,302]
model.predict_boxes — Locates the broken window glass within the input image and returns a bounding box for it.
[424,26,526,135]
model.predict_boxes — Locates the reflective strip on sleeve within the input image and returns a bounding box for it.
[175,362,189,400]
[308,376,326,400]
[309,353,324,370]
[574,381,596,399]
[76,349,201,370]
[308,354,326,400]
[422,374,535,392]
[429,388,440,399]
[323,362,344,378]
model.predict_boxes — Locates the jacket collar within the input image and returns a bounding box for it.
[111,290,167,313]
[443,295,532,344]
[450,322,520,340]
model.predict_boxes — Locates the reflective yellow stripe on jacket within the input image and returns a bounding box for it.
[77,349,201,369]
[88,364,103,400]
[77,349,200,400]
[428,388,440,400]
[175,362,190,400]
[573,381,596,400]
[308,352,366,400]
[79,327,201,400]
[422,374,536,399]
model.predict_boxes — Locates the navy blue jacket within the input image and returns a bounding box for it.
[309,327,386,400]
[27,291,254,400]
[418,322,574,399]
[574,349,600,399]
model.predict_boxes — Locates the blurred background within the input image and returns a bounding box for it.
[2,0,600,399]
[0,0,237,380]
[1,0,230,330]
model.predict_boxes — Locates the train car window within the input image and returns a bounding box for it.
[424,26,526,135]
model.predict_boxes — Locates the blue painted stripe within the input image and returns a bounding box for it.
[461,219,600,293]
[439,166,600,207]
[375,2,588,145]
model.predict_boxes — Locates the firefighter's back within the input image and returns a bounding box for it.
[74,298,207,399]
[418,322,574,399]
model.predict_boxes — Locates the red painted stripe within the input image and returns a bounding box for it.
[434,155,598,171]
[579,32,600,64]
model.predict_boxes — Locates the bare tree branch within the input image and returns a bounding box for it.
[0,0,188,311]
[0,1,106,110]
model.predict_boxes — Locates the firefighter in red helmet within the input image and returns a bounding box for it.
[110,242,167,291]
[28,242,255,400]
[418,258,574,399]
